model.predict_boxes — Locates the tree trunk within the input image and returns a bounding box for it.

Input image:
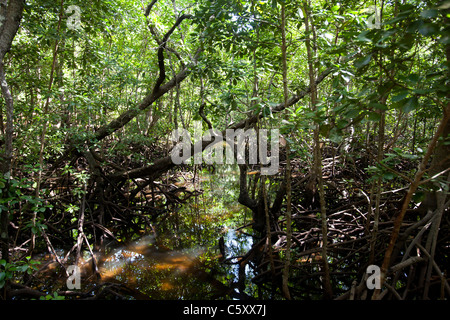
[417,12,450,216]
[418,111,450,215]
[0,0,24,62]
[0,62,12,263]
[0,0,25,300]
[280,3,292,300]
[302,0,333,300]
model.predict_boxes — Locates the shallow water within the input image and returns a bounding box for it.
[33,166,260,299]
[96,228,254,299]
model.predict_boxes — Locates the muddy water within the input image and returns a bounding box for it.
[34,166,259,299]
[94,166,256,299]
[97,229,254,299]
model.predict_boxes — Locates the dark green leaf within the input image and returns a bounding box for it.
[369,102,388,110]
[383,172,395,180]
[354,54,372,69]
[420,9,438,19]
[438,35,450,45]
[402,96,419,113]
[385,16,406,25]
[406,73,420,84]
[344,108,360,119]
[357,30,372,42]
[367,111,381,121]
[418,23,439,36]
[406,20,424,33]
[413,191,425,203]
[391,91,409,102]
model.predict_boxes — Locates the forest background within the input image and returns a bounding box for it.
[0,0,449,300]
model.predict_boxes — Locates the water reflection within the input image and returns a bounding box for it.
[30,166,260,299]
[93,166,256,299]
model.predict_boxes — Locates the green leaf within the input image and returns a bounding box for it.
[406,73,420,84]
[385,16,407,25]
[367,112,381,121]
[344,108,360,119]
[354,54,372,69]
[391,91,409,102]
[418,23,439,36]
[383,172,395,180]
[439,35,450,45]
[412,88,432,95]
[17,265,29,272]
[402,96,419,113]
[369,102,388,110]
[437,1,450,9]
[413,191,425,203]
[357,30,372,43]
[420,9,438,19]
[406,20,424,33]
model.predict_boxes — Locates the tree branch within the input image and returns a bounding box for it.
[228,65,334,131]
[237,164,258,210]
[199,103,212,129]
[106,63,335,182]
[0,0,25,61]
[153,14,193,93]
[144,0,158,17]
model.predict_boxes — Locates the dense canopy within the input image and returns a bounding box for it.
[0,0,449,301]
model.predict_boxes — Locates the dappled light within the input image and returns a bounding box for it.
[0,0,448,303]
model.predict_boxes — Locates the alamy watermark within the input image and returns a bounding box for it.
[66,5,82,31]
[366,264,381,290]
[66,265,81,290]
[170,121,280,175]
[365,5,382,29]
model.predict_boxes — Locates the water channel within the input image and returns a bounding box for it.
[34,165,266,299]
